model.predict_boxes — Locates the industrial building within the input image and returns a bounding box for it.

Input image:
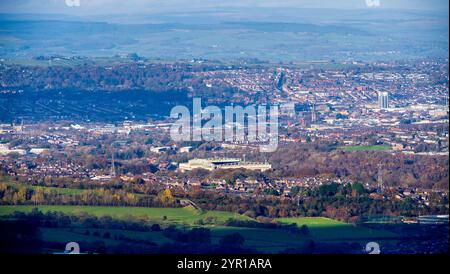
[178,158,272,172]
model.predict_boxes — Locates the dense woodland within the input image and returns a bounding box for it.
[0,63,244,101]
[1,63,195,92]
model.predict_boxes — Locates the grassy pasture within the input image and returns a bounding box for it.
[0,206,400,253]
[340,145,391,152]
[0,205,251,225]
[276,217,398,240]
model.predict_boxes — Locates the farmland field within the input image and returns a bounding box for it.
[37,226,310,253]
[0,205,252,225]
[276,217,398,240]
[0,205,312,252]
[0,205,405,253]
[3,183,87,195]
[340,145,392,152]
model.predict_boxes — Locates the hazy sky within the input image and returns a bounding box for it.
[1,0,449,15]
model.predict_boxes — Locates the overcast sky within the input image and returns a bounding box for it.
[0,0,449,15]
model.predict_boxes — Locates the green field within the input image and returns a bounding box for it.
[2,184,152,197]
[340,145,391,152]
[37,225,310,253]
[277,216,346,227]
[32,186,87,195]
[2,182,87,195]
[0,206,401,253]
[0,205,251,225]
[0,205,309,252]
[276,217,397,240]
[39,227,172,247]
[209,226,309,252]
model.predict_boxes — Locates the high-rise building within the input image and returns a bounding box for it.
[311,102,317,123]
[378,91,389,109]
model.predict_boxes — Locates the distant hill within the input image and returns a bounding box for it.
[0,8,447,62]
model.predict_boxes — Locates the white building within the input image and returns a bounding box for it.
[179,158,271,172]
[0,144,26,156]
[378,91,389,110]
